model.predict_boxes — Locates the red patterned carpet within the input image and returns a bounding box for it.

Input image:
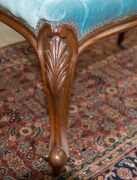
[0,28,137,180]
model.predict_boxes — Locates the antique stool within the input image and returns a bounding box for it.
[0,0,137,174]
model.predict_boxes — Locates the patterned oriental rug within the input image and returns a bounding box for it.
[0,28,137,180]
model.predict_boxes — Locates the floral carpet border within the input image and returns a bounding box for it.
[59,130,137,179]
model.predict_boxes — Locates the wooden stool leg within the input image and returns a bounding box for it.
[117,32,126,48]
[37,23,78,174]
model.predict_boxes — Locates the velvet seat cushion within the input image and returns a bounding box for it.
[0,0,137,40]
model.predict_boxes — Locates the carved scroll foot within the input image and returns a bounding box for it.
[37,23,78,174]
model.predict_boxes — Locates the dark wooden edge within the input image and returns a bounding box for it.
[0,9,137,55]
[0,10,37,51]
[79,15,137,54]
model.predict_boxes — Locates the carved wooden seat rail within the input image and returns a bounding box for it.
[0,9,137,174]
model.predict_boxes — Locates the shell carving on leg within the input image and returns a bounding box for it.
[45,36,70,95]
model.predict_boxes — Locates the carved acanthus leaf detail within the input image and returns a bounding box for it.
[45,36,70,95]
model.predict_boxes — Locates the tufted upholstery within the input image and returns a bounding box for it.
[0,0,137,40]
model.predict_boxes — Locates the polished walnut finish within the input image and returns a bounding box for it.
[0,9,137,174]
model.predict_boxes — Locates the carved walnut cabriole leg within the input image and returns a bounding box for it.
[37,23,78,173]
[1,9,137,175]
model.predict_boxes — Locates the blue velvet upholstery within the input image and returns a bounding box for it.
[0,0,137,40]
